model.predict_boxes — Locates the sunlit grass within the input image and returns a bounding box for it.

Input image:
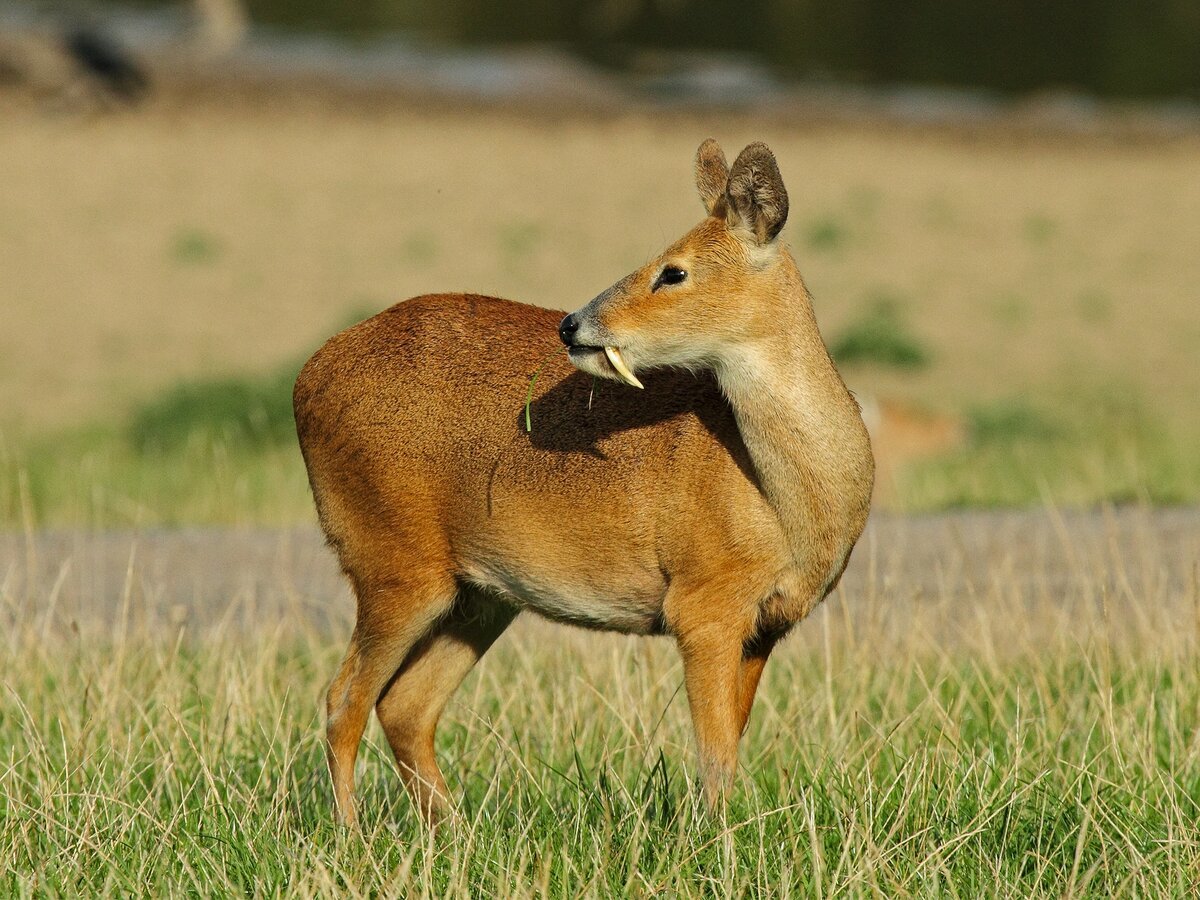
[0,425,314,528]
[2,517,1198,896]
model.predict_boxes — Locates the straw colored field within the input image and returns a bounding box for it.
[1,88,1198,521]
[2,509,1197,895]
[2,92,1198,428]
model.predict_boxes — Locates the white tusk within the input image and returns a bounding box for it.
[604,346,644,389]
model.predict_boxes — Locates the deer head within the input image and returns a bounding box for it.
[558,139,791,389]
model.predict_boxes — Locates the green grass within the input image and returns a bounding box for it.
[1023,214,1058,246]
[896,392,1200,509]
[126,304,376,454]
[968,400,1061,444]
[2,375,1199,526]
[3,529,1198,896]
[0,296,1193,525]
[1076,290,1113,325]
[498,221,544,270]
[399,232,440,267]
[0,425,313,528]
[0,351,310,525]
[988,294,1031,330]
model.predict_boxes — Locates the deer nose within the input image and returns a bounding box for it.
[558,314,580,346]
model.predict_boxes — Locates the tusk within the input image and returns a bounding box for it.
[604,346,644,389]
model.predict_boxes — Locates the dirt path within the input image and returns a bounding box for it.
[3,508,1196,641]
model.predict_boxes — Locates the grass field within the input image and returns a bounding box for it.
[2,512,1198,896]
[2,84,1199,896]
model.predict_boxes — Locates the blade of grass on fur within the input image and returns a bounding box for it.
[525,347,567,433]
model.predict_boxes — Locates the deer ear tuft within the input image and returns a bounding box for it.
[694,138,730,217]
[725,142,789,244]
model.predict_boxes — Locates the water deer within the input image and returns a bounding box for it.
[293,139,875,826]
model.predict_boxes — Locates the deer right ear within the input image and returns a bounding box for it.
[725,142,789,244]
[694,138,730,217]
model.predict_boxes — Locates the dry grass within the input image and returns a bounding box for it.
[2,510,1198,895]
[1,90,1198,437]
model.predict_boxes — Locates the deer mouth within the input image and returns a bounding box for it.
[567,344,643,389]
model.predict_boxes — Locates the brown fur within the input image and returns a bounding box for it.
[294,139,875,825]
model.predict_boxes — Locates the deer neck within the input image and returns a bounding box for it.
[713,254,873,591]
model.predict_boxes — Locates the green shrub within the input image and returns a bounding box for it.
[127,367,300,452]
[830,295,930,370]
[804,216,848,250]
[1023,213,1057,245]
[170,228,222,265]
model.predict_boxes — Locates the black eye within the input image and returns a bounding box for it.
[653,266,688,290]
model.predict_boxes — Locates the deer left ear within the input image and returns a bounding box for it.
[725,142,789,244]
[694,138,730,217]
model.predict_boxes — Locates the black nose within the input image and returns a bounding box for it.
[558,313,580,346]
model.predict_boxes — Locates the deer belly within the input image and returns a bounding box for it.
[450,481,670,632]
[461,556,667,635]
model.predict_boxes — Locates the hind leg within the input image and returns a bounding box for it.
[326,574,456,826]
[375,589,517,823]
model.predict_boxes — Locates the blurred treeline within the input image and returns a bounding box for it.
[120,0,1200,98]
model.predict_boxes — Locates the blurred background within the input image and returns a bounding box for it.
[1,0,1198,525]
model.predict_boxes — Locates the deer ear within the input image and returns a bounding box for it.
[694,138,730,216]
[725,142,789,244]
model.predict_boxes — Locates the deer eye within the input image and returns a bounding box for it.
[653,266,688,291]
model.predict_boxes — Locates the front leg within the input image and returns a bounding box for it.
[675,621,751,806]
[737,630,782,736]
